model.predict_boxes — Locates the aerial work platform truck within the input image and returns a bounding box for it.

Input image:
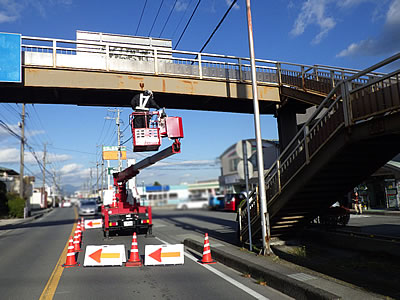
[101,109,183,238]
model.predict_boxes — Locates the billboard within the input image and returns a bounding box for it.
[0,33,21,83]
[103,146,127,160]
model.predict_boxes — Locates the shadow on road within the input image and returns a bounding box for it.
[152,211,239,246]
[0,218,76,231]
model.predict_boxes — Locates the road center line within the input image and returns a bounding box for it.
[155,237,269,300]
[39,208,78,300]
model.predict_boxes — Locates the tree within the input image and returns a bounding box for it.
[153,181,161,186]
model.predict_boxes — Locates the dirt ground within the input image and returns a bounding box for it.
[271,237,400,299]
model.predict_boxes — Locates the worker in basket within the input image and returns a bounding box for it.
[130,90,161,128]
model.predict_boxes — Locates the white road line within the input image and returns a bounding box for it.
[155,237,269,300]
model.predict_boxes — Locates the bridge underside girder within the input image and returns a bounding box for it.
[0,67,303,114]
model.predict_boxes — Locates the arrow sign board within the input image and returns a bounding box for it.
[145,244,184,266]
[84,245,126,267]
[84,219,103,229]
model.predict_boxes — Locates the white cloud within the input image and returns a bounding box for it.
[0,0,72,23]
[59,163,89,178]
[337,0,400,57]
[0,122,45,140]
[290,0,336,44]
[0,147,70,164]
[225,0,239,10]
[147,159,218,168]
[175,0,188,12]
[0,10,16,23]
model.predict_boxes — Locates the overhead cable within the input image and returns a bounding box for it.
[198,0,237,53]
[158,0,179,38]
[149,0,166,37]
[135,0,148,36]
[174,0,202,50]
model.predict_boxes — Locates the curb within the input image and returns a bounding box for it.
[184,238,340,300]
[0,208,53,229]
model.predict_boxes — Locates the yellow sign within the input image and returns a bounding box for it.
[103,150,127,160]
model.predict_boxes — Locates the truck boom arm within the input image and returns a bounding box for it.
[113,139,181,184]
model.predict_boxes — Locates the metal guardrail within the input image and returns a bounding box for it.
[239,52,400,241]
[21,35,384,96]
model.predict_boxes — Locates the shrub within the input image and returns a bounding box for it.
[0,182,8,217]
[7,193,25,218]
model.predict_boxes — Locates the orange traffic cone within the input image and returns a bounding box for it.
[200,233,216,264]
[126,232,142,267]
[73,233,81,252]
[75,228,81,245]
[62,237,80,268]
[81,217,85,231]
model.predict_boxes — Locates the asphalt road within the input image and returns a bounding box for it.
[0,207,292,300]
[344,213,400,238]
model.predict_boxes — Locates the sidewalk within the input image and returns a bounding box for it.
[350,208,400,216]
[0,208,53,228]
[184,236,386,300]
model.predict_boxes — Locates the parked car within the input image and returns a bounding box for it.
[61,200,72,208]
[208,195,225,210]
[224,193,246,212]
[78,199,98,216]
[176,197,209,210]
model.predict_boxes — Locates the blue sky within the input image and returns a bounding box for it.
[0,0,399,189]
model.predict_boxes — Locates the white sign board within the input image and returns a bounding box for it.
[237,160,254,180]
[84,245,126,267]
[145,244,184,266]
[84,219,103,229]
[236,140,252,159]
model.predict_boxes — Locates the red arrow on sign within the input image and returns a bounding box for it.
[148,248,181,263]
[89,249,120,263]
[86,221,101,228]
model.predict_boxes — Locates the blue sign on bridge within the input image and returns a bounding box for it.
[0,32,21,83]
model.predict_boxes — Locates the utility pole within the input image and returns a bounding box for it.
[96,162,99,195]
[106,108,123,172]
[116,109,122,172]
[42,143,47,209]
[245,0,272,255]
[20,104,28,217]
[101,150,104,203]
[89,167,93,195]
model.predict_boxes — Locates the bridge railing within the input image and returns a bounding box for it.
[263,52,400,213]
[21,35,383,96]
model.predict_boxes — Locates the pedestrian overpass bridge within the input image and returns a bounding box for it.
[1,34,399,244]
[239,53,400,243]
[0,35,379,114]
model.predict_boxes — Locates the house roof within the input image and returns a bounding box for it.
[0,167,19,176]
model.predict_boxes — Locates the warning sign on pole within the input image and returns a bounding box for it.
[145,244,184,266]
[84,219,103,229]
[84,245,126,267]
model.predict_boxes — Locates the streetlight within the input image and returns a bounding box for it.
[245,0,272,255]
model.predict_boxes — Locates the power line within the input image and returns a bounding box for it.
[135,0,148,36]
[198,0,237,53]
[149,0,166,37]
[158,0,179,37]
[121,135,132,145]
[174,0,202,50]
[171,0,194,39]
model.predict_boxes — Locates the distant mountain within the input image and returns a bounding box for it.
[62,184,79,196]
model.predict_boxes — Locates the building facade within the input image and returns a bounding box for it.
[219,139,279,193]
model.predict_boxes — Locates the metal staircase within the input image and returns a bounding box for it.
[239,53,400,244]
